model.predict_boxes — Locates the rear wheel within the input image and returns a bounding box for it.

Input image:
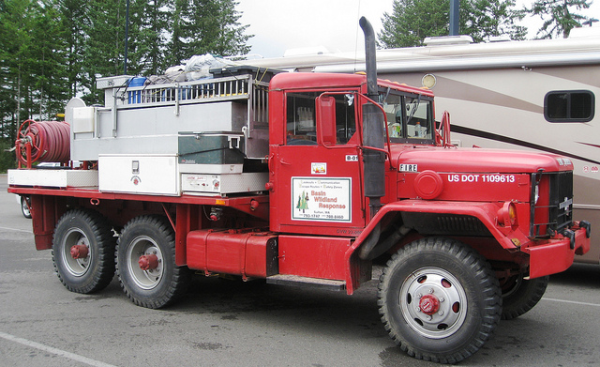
[378,237,501,364]
[20,196,31,219]
[116,216,190,309]
[52,209,116,293]
[501,275,549,320]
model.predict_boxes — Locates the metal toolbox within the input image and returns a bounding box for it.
[99,155,180,196]
[8,169,98,188]
[181,172,268,195]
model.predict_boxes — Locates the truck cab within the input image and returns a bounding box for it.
[263,70,590,362]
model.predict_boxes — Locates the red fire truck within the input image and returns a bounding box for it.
[8,18,590,363]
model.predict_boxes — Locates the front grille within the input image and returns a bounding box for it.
[530,171,574,238]
[401,213,491,237]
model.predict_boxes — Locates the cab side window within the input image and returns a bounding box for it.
[286,93,317,145]
[286,92,357,146]
[333,94,357,144]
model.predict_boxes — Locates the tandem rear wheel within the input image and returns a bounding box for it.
[116,215,191,309]
[52,209,116,294]
[378,237,502,364]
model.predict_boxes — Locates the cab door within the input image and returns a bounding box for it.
[270,91,366,237]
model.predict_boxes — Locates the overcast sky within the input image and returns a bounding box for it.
[237,0,599,58]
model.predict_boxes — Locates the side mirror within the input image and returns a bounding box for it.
[316,95,336,146]
[436,111,452,147]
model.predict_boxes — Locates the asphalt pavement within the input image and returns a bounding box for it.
[1,174,600,367]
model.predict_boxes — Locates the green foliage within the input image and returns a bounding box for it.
[379,0,450,48]
[527,0,590,38]
[379,0,528,47]
[0,0,252,147]
[0,140,16,172]
[166,0,252,66]
[464,0,528,41]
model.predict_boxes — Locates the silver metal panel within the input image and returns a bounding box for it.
[69,74,271,162]
[71,102,251,161]
[96,75,133,90]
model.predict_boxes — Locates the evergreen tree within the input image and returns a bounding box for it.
[464,0,527,42]
[30,0,70,119]
[0,0,36,137]
[165,0,192,66]
[166,0,252,66]
[80,0,150,104]
[193,0,252,56]
[0,0,71,169]
[140,0,170,75]
[58,0,87,98]
[379,0,449,48]
[528,0,590,38]
[379,0,527,47]
[0,0,253,155]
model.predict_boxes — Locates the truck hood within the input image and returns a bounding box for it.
[393,146,574,173]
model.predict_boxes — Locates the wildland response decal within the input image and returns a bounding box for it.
[292,177,351,222]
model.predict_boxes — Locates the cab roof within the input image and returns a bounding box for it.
[270,72,434,97]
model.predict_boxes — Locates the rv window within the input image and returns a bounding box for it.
[544,90,594,123]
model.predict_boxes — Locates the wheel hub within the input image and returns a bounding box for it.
[127,238,164,290]
[419,294,440,315]
[70,243,89,259]
[138,254,159,271]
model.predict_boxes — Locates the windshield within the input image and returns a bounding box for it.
[380,91,434,143]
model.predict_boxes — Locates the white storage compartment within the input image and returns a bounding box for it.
[8,169,98,188]
[99,155,180,196]
[182,172,268,195]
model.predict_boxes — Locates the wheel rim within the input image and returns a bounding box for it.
[501,274,523,298]
[399,267,467,339]
[61,228,92,277]
[126,235,164,290]
[21,198,31,217]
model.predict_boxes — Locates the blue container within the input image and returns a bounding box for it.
[127,77,146,104]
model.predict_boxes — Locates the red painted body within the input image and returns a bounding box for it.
[186,230,278,279]
[8,71,590,296]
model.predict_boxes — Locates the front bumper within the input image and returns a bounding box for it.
[526,222,591,279]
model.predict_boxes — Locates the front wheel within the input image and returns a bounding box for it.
[501,275,549,320]
[378,237,501,364]
[116,216,190,309]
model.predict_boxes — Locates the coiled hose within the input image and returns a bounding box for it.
[15,119,70,166]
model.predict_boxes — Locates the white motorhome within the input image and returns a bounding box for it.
[246,27,600,263]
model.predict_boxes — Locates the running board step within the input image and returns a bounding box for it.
[266,275,346,291]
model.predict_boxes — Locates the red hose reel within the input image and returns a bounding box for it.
[15,119,70,168]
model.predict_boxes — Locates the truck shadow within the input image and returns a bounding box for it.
[549,263,600,288]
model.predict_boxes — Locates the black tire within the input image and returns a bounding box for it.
[501,275,549,320]
[21,196,32,219]
[52,209,116,293]
[116,215,190,309]
[378,237,502,364]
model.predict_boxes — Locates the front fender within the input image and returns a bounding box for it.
[344,200,524,294]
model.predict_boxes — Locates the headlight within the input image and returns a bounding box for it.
[497,201,518,228]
